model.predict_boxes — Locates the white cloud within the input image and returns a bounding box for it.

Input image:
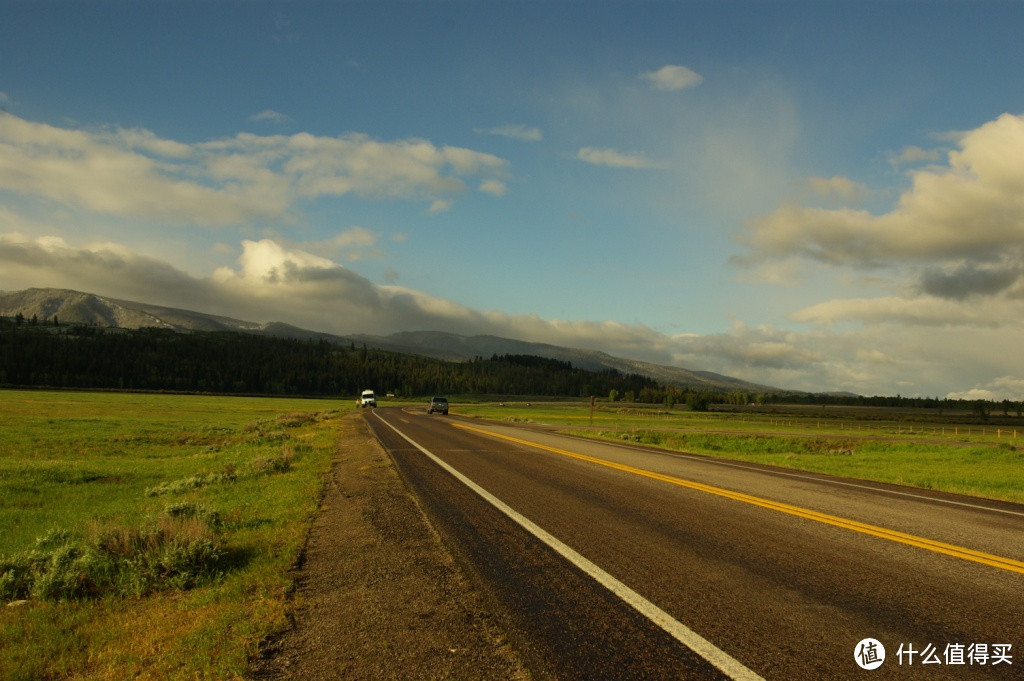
[704,112,1024,397]
[213,239,336,287]
[0,112,510,226]
[112,127,193,158]
[669,322,823,371]
[479,179,508,196]
[576,146,666,169]
[789,295,1014,328]
[639,64,703,92]
[946,376,1024,402]
[0,232,210,304]
[0,113,277,226]
[667,321,1024,399]
[739,114,1024,267]
[427,199,452,214]
[0,234,661,349]
[945,388,1000,401]
[476,124,543,142]
[736,113,1024,332]
[249,109,291,125]
[0,231,681,359]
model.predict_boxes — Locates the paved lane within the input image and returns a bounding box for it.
[365,407,1024,680]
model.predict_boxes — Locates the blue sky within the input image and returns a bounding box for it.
[3,1,1024,399]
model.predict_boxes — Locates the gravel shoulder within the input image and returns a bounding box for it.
[253,412,529,680]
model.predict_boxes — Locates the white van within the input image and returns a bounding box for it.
[359,390,376,408]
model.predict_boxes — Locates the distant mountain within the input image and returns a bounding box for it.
[0,288,262,332]
[0,287,782,393]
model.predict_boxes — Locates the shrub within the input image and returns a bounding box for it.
[0,553,35,602]
[34,528,74,550]
[276,412,320,428]
[250,444,294,475]
[0,519,226,603]
[156,537,222,590]
[145,470,236,497]
[163,502,223,530]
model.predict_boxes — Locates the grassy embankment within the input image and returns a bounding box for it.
[456,402,1024,504]
[0,389,352,680]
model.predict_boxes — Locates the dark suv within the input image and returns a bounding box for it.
[427,396,449,415]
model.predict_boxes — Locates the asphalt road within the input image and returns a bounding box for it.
[365,407,1024,680]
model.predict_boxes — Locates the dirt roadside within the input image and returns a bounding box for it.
[252,412,530,680]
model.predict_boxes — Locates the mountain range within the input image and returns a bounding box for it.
[0,287,783,394]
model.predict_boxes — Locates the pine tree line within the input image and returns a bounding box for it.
[0,318,657,398]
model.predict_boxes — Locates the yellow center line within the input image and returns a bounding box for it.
[453,423,1024,576]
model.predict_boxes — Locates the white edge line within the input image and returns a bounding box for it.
[374,411,764,681]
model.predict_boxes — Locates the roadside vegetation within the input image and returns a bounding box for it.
[455,402,1024,504]
[4,388,1022,678]
[0,389,348,680]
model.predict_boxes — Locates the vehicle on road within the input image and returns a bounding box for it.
[427,396,449,415]
[359,390,377,408]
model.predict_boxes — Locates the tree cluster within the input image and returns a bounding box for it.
[0,319,656,398]
[759,390,1024,418]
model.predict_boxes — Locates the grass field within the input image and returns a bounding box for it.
[455,402,1024,504]
[3,392,1022,679]
[0,389,351,680]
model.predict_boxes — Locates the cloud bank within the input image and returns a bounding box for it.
[0,232,673,359]
[728,112,1024,397]
[737,113,1024,322]
[0,112,509,225]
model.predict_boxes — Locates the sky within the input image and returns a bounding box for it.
[3,1,1024,399]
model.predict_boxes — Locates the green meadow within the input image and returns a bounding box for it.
[456,402,1024,504]
[3,393,1022,679]
[0,389,350,680]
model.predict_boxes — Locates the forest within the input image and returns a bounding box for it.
[0,316,657,399]
[3,315,1019,416]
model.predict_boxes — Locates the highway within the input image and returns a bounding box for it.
[364,406,1024,680]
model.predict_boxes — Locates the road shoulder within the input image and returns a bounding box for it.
[252,412,529,680]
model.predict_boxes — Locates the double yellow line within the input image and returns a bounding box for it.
[454,423,1024,576]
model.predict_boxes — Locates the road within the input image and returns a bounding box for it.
[364,406,1024,680]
